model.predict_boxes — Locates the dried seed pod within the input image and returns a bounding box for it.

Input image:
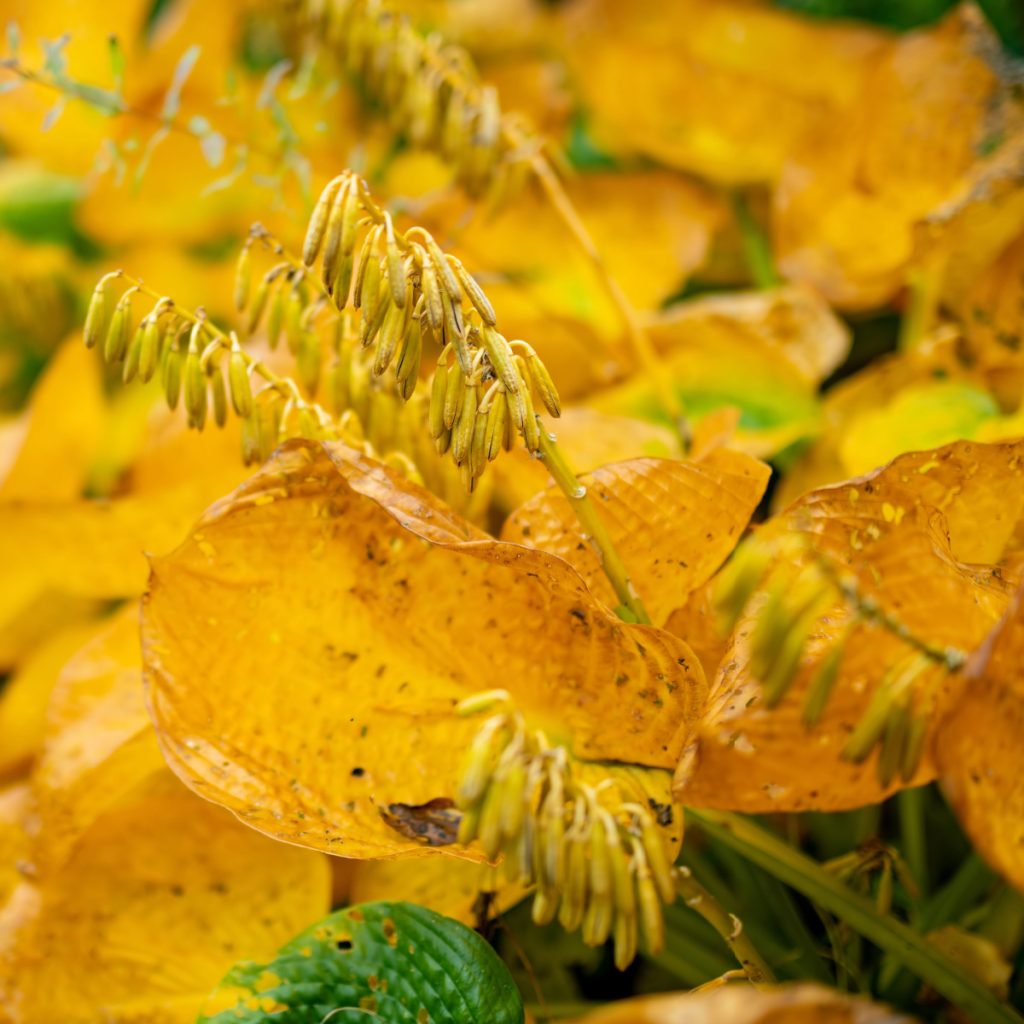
[442,294,470,373]
[418,250,444,331]
[138,314,163,383]
[284,284,306,356]
[531,886,558,927]
[228,338,253,417]
[122,321,145,383]
[184,323,208,430]
[484,390,508,462]
[451,381,478,466]
[458,717,503,807]
[395,318,422,396]
[303,176,345,266]
[428,364,448,440]
[240,410,260,465]
[525,350,561,418]
[636,868,665,954]
[715,540,775,635]
[321,182,353,292]
[582,889,613,948]
[84,275,115,349]
[479,326,520,395]
[103,293,133,364]
[449,256,496,325]
[443,362,465,431]
[256,390,284,460]
[361,287,392,350]
[469,407,489,480]
[842,673,898,764]
[353,226,383,311]
[266,285,285,351]
[247,274,272,336]
[384,213,406,309]
[900,712,928,782]
[613,907,638,971]
[373,295,407,377]
[638,816,676,905]
[210,363,228,428]
[234,242,252,311]
[161,343,183,411]
[877,698,910,789]
[802,629,850,728]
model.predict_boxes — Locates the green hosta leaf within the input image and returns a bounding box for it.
[198,900,524,1024]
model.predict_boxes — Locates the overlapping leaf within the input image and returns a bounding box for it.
[676,440,1023,812]
[142,440,705,857]
[502,447,769,625]
[558,0,883,185]
[937,589,1024,891]
[566,983,912,1023]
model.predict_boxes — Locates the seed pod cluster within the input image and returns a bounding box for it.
[299,171,561,490]
[714,534,962,787]
[301,0,536,203]
[85,272,363,469]
[455,695,679,970]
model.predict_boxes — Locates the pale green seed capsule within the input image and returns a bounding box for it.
[210,364,228,428]
[103,295,133,364]
[162,344,182,411]
[84,276,114,350]
[122,321,145,383]
[384,213,406,308]
[227,346,253,418]
[137,315,162,383]
[233,242,251,312]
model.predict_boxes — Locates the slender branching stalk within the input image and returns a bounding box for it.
[455,692,774,982]
[297,0,690,445]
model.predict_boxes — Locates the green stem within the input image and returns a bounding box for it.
[674,867,777,987]
[731,191,780,290]
[691,810,1024,1024]
[537,427,651,625]
[898,786,929,896]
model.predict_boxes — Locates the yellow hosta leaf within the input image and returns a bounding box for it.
[937,590,1024,891]
[651,285,852,387]
[493,407,682,513]
[595,287,839,457]
[0,338,104,501]
[31,605,163,867]
[502,448,769,625]
[836,381,1000,480]
[0,773,330,1024]
[566,983,912,1023]
[143,441,705,857]
[0,618,100,779]
[0,784,31,911]
[677,440,1021,812]
[775,10,1009,309]
[350,856,528,927]
[557,0,883,186]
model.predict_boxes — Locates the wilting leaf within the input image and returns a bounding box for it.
[30,604,162,867]
[0,774,330,1023]
[493,407,682,513]
[502,448,770,625]
[0,618,100,779]
[558,0,884,185]
[594,288,839,456]
[677,440,1022,812]
[774,10,1011,308]
[143,441,705,857]
[937,589,1024,891]
[565,982,912,1023]
[199,901,523,1024]
[0,338,104,501]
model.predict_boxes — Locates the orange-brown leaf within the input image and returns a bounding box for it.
[142,441,705,858]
